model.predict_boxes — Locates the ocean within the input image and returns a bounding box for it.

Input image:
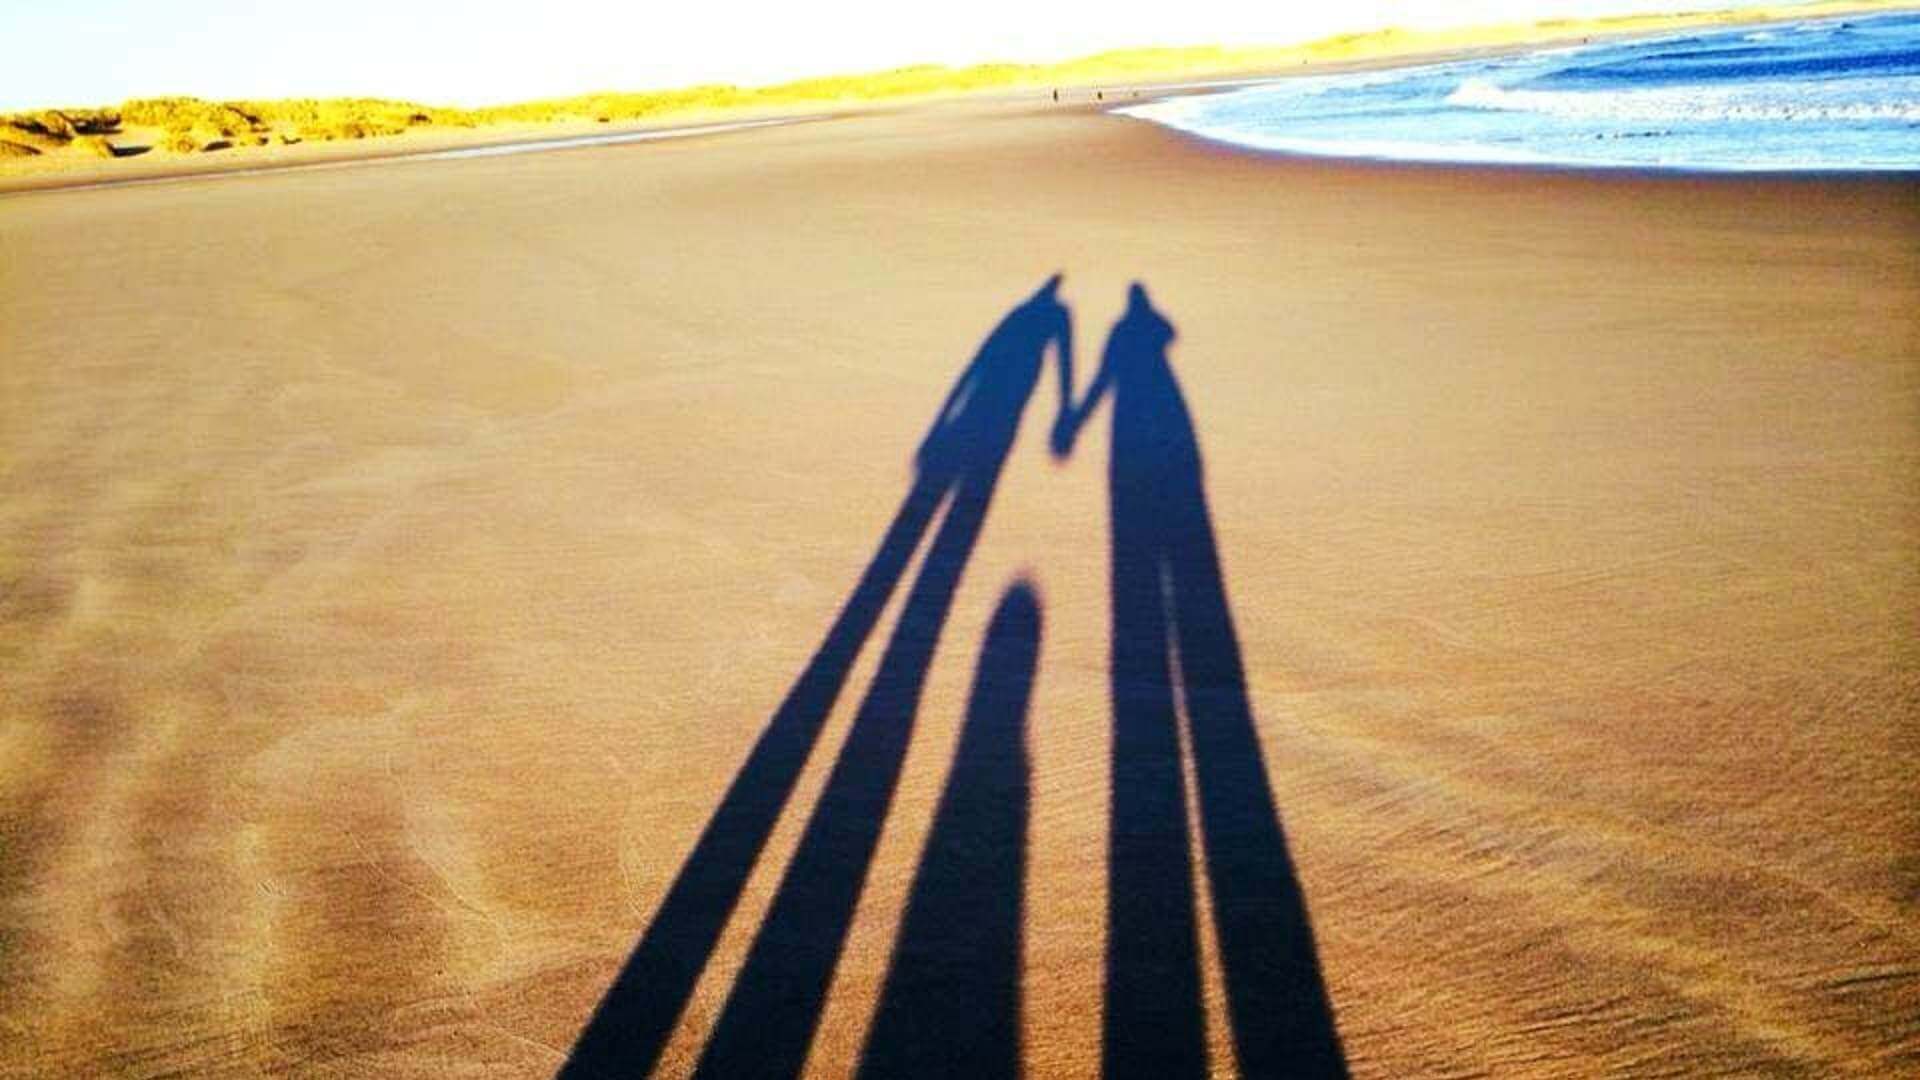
[1118,11,1920,171]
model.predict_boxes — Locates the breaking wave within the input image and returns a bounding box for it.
[1118,10,1920,172]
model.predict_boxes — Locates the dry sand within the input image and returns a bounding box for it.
[2,96,1916,1077]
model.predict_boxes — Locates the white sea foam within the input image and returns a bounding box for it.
[1119,11,1920,172]
[1116,103,1910,171]
[1444,76,1920,123]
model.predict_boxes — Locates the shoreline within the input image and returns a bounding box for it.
[1110,8,1920,177]
[1108,108,1920,179]
[4,0,1914,195]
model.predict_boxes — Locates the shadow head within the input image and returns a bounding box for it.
[1127,281,1154,315]
[992,579,1043,646]
[1124,281,1175,345]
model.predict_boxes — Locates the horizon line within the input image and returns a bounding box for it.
[4,0,1910,115]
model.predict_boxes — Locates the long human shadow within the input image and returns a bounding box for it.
[856,581,1041,1080]
[1055,284,1347,1079]
[692,282,1070,1077]
[562,277,1072,1079]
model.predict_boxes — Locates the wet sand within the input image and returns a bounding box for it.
[2,97,1916,1077]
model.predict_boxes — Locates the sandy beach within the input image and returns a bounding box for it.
[2,95,1916,1077]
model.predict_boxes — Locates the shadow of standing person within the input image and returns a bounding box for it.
[694,277,1071,1078]
[1054,284,1346,1079]
[562,277,1072,1080]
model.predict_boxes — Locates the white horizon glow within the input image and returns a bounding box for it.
[2,0,1787,111]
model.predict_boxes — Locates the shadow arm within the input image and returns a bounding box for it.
[1052,333,1112,458]
[1052,313,1076,429]
[917,360,978,470]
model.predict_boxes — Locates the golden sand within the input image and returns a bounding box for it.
[2,91,1916,1076]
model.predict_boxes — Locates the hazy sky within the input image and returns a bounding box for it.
[4,1,1782,110]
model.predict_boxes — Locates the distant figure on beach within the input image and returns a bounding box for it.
[1052,88,1059,102]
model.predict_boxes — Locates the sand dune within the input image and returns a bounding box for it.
[1,96,1916,1077]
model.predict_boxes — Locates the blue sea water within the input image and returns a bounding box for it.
[1118,11,1920,171]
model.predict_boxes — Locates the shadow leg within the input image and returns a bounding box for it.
[695,466,1008,1079]
[1104,530,1207,1080]
[562,477,948,1080]
[1169,505,1346,1079]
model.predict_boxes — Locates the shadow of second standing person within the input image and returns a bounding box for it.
[1054,284,1347,1079]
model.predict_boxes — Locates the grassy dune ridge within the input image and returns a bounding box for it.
[1,0,1910,174]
